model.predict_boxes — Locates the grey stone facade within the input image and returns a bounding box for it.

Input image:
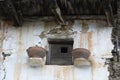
[109,1,120,80]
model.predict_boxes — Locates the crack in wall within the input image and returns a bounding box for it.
[1,61,6,80]
[0,59,6,80]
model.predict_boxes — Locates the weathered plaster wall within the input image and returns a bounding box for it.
[0,20,113,80]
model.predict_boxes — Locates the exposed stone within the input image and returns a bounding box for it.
[109,2,120,80]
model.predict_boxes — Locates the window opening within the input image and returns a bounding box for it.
[61,47,68,53]
[46,38,73,65]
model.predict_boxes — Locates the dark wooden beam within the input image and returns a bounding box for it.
[50,0,65,25]
[0,0,23,26]
[0,0,117,27]
[23,15,112,22]
[102,0,115,27]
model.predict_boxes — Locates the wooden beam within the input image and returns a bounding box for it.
[23,15,110,22]
[102,0,115,27]
[50,0,65,25]
[0,0,23,26]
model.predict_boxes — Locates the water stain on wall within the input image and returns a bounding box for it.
[81,20,89,33]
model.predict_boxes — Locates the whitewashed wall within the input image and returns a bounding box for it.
[0,20,113,80]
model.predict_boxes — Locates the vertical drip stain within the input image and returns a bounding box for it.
[14,27,22,80]
[0,21,7,52]
[80,33,83,48]
[88,56,96,80]
[88,32,92,51]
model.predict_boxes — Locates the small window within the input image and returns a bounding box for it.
[61,47,68,53]
[46,38,73,65]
